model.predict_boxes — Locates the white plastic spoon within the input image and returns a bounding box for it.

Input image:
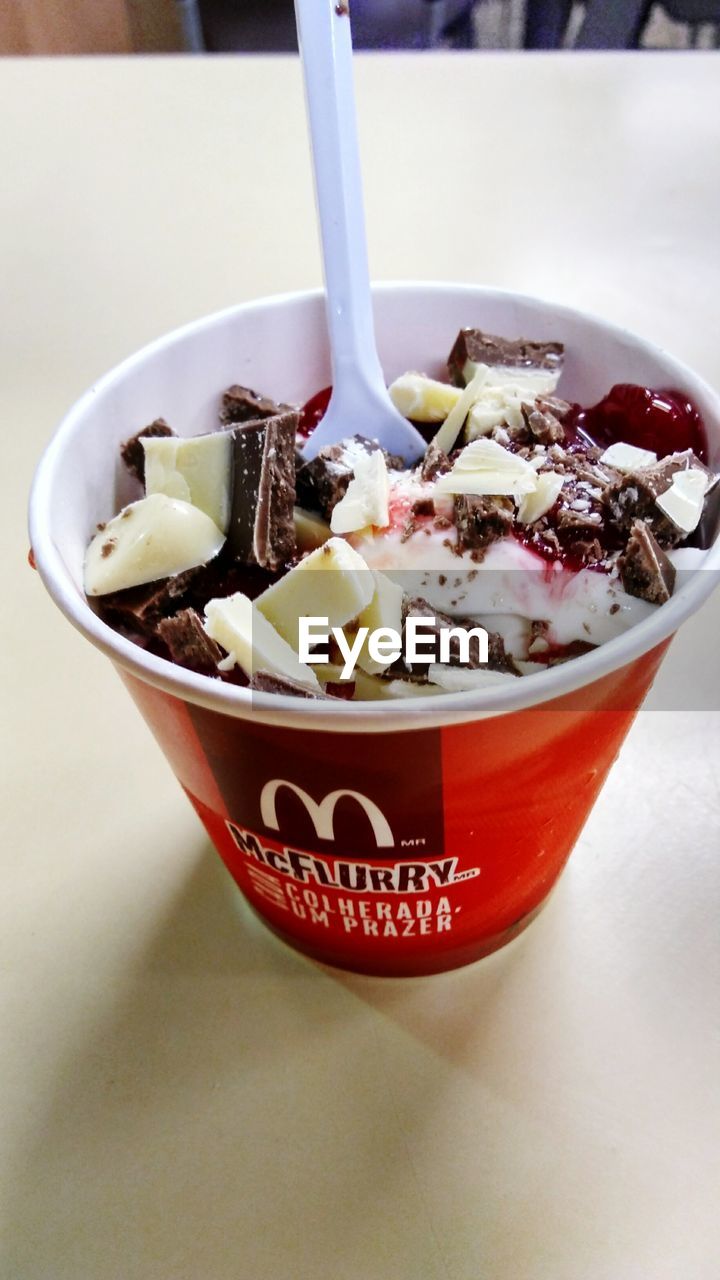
[294,0,427,463]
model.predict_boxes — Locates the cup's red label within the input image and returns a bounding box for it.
[121,642,668,975]
[225,819,465,939]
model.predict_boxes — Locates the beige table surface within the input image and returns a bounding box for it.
[2,52,720,1280]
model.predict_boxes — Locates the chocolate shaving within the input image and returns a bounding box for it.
[120,419,174,484]
[499,422,532,446]
[618,520,676,604]
[454,494,514,557]
[568,537,604,564]
[522,403,565,445]
[157,608,224,674]
[541,445,616,538]
[535,394,573,422]
[420,440,451,482]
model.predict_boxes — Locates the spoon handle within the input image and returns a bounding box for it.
[294,0,384,395]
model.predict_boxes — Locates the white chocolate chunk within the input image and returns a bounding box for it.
[434,438,539,499]
[255,537,375,649]
[426,665,518,691]
[354,571,405,675]
[463,360,559,394]
[434,365,560,450]
[143,432,232,532]
[465,386,530,437]
[84,494,225,596]
[599,441,657,472]
[432,364,490,455]
[388,373,461,422]
[517,471,565,524]
[330,451,389,534]
[204,592,320,690]
[382,679,448,699]
[655,468,709,532]
[294,506,332,551]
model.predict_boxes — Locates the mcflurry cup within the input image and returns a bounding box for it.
[29,284,720,976]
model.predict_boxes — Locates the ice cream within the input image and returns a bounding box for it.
[83,326,718,699]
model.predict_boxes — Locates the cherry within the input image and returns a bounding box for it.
[298,386,332,441]
[566,384,707,462]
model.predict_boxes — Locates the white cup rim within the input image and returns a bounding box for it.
[29,282,720,734]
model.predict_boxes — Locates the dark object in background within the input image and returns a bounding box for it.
[198,0,477,52]
[524,0,720,48]
[523,0,573,48]
[194,0,720,52]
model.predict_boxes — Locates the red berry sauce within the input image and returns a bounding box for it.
[564,384,707,462]
[514,525,622,574]
[520,384,709,571]
[301,380,711,570]
[301,381,708,462]
[298,386,332,441]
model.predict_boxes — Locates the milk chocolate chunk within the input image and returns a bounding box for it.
[401,598,518,676]
[535,394,573,423]
[521,403,565,446]
[618,521,676,604]
[220,384,292,426]
[454,494,514,556]
[421,440,451,483]
[604,449,710,547]
[96,566,201,638]
[694,481,720,549]
[121,419,175,484]
[296,436,388,520]
[447,329,564,387]
[227,411,298,570]
[543,445,616,536]
[569,536,604,564]
[554,501,604,533]
[249,670,327,699]
[157,608,224,674]
[498,421,532,446]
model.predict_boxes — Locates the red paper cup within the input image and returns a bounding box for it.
[29,285,720,975]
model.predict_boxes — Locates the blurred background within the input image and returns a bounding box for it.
[2,0,718,55]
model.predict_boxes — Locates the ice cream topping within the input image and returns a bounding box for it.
[83,326,718,700]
